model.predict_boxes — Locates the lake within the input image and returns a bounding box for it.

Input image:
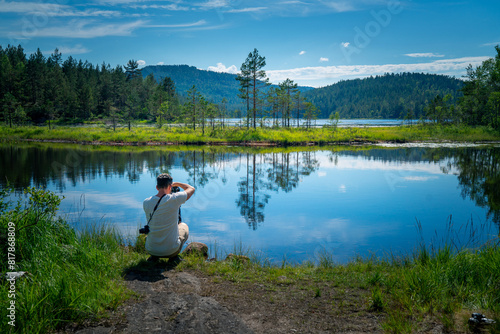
[1,143,499,264]
[220,118,411,127]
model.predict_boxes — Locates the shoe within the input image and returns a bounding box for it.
[168,255,184,265]
[147,255,159,262]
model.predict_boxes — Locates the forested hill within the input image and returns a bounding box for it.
[142,65,242,110]
[141,65,314,111]
[143,67,464,118]
[303,73,464,119]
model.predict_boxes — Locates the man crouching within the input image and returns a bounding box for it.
[143,173,195,262]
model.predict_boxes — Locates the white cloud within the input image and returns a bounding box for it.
[55,45,90,55]
[0,2,66,13]
[9,19,146,39]
[197,0,229,9]
[341,42,350,48]
[405,53,445,58]
[321,1,356,12]
[403,176,439,182]
[137,60,146,66]
[157,61,165,65]
[299,50,306,55]
[279,1,310,4]
[63,191,143,211]
[315,155,457,175]
[145,20,207,28]
[0,1,121,17]
[129,4,190,11]
[482,41,500,47]
[207,63,239,74]
[267,56,490,87]
[225,7,267,13]
[319,57,329,62]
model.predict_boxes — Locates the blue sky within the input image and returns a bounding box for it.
[1,0,499,87]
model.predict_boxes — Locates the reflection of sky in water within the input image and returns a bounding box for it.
[3,146,497,264]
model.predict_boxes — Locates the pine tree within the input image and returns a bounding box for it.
[236,61,251,128]
[186,85,202,130]
[124,59,141,81]
[239,48,269,129]
[278,78,298,127]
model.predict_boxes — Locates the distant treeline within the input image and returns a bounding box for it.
[304,46,500,128]
[142,65,244,112]
[303,72,464,119]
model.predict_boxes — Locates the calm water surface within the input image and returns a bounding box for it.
[1,143,499,263]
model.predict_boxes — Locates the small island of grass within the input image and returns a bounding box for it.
[1,124,500,147]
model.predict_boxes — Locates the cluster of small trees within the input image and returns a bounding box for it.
[183,85,228,134]
[235,48,319,129]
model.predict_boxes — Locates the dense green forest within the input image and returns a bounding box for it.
[1,44,499,128]
[0,45,182,126]
[303,72,464,119]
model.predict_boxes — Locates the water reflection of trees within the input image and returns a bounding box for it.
[398,147,500,228]
[3,143,498,230]
[236,151,319,229]
[439,147,500,227]
[331,146,500,228]
[0,144,319,229]
[0,144,179,192]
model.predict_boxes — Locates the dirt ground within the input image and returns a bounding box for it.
[60,260,459,334]
[194,270,386,333]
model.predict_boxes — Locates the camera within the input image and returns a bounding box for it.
[139,225,150,234]
[171,186,180,193]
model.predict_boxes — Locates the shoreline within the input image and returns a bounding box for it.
[19,137,380,147]
[14,137,500,148]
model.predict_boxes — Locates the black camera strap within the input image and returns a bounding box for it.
[147,193,166,225]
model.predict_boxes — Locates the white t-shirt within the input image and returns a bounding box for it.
[143,191,187,256]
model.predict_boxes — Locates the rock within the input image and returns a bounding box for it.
[183,242,209,259]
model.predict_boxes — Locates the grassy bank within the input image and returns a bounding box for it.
[0,188,144,333]
[1,188,499,333]
[1,124,500,146]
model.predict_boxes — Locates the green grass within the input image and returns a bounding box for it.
[0,187,145,333]
[1,123,499,146]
